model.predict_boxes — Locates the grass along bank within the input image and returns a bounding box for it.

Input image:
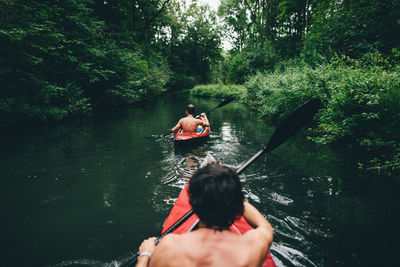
[190,84,246,100]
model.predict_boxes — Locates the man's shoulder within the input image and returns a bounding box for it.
[150,235,177,266]
[180,117,191,122]
[243,227,272,250]
[243,228,265,241]
[157,233,181,249]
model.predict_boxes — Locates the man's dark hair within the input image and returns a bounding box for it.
[189,163,244,229]
[186,104,196,115]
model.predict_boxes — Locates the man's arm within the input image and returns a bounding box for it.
[148,234,177,267]
[199,113,210,127]
[171,119,182,133]
[243,201,273,250]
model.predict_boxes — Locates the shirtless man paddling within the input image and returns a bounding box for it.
[136,163,274,267]
[171,104,209,133]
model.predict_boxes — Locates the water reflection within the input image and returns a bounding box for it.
[152,144,210,216]
[150,123,325,267]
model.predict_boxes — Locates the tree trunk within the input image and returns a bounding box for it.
[131,0,136,32]
[304,0,310,50]
[343,0,349,11]
[305,0,310,34]
[264,0,270,42]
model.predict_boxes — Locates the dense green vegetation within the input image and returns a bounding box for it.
[245,55,400,172]
[195,0,400,172]
[217,0,400,82]
[0,0,221,126]
[191,84,246,99]
[193,55,400,172]
[2,0,400,172]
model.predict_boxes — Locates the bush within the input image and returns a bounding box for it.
[190,84,246,100]
[245,62,315,122]
[244,55,400,172]
[226,45,280,84]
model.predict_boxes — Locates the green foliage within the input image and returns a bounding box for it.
[219,0,314,57]
[216,0,400,174]
[190,84,246,100]
[219,0,400,69]
[218,0,248,51]
[245,61,313,122]
[107,50,169,104]
[164,3,222,89]
[2,0,399,174]
[227,52,249,84]
[0,0,169,126]
[215,0,400,173]
[306,0,400,59]
[226,45,280,84]
[0,0,224,126]
[244,55,400,171]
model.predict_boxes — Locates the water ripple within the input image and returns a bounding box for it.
[40,195,64,205]
[271,242,317,267]
[268,192,294,206]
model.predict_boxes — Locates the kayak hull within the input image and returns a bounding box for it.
[174,116,210,143]
[161,174,276,267]
[174,126,210,143]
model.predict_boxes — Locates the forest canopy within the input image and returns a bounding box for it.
[0,0,221,126]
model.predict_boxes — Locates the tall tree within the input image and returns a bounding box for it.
[264,0,271,42]
[180,3,222,83]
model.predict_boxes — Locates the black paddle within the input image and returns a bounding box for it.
[158,98,322,235]
[161,97,235,137]
[237,98,322,173]
[131,98,321,265]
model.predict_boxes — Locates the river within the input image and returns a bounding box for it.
[1,93,399,267]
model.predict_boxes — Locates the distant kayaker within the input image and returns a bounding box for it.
[136,163,274,267]
[171,104,209,133]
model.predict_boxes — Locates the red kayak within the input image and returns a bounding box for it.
[160,155,276,267]
[174,118,210,143]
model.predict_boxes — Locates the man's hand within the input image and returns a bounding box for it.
[199,113,210,127]
[136,237,156,267]
[139,237,157,254]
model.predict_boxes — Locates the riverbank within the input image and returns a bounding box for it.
[191,57,400,174]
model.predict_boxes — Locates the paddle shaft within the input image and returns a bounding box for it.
[130,143,265,266]
[156,144,264,239]
[195,98,234,119]
[133,98,321,265]
[158,98,322,236]
[236,145,268,174]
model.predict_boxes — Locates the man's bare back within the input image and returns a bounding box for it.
[172,113,209,133]
[135,165,273,267]
[150,227,269,267]
[137,202,273,267]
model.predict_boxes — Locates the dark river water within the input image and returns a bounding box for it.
[1,93,399,267]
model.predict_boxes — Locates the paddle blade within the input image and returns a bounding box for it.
[265,98,322,153]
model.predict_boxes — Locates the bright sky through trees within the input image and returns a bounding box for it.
[199,0,220,11]
[197,0,232,50]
